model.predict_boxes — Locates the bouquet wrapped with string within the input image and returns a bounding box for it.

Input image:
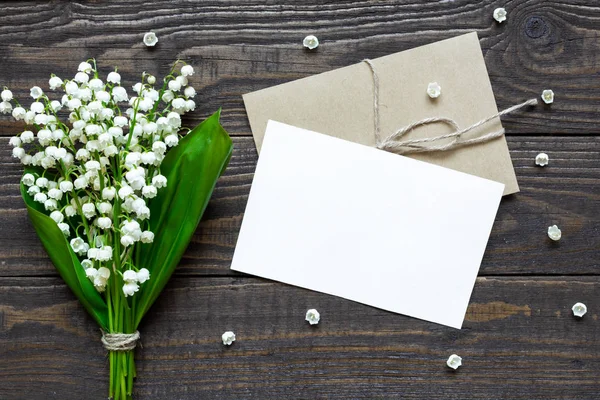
[1,59,233,399]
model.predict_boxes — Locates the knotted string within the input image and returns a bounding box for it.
[363,59,538,154]
[101,330,141,351]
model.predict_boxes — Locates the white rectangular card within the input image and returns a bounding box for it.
[231,121,504,328]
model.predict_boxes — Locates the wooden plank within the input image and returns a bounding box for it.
[1,1,600,134]
[1,136,598,277]
[0,275,598,399]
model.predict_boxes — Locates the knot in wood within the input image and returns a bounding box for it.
[525,16,548,39]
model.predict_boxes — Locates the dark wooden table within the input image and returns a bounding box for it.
[1,1,599,399]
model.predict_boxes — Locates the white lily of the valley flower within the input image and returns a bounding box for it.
[123,269,138,283]
[221,331,236,346]
[572,302,587,318]
[12,107,26,120]
[140,231,154,243]
[49,210,64,224]
[97,217,113,230]
[123,282,139,297]
[541,89,554,104]
[143,32,158,47]
[21,173,35,186]
[78,62,93,74]
[427,82,442,99]
[57,222,70,236]
[107,71,121,84]
[137,268,150,283]
[305,309,320,325]
[1,89,12,102]
[303,35,319,50]
[548,225,562,241]
[535,152,549,167]
[447,354,462,370]
[0,102,13,114]
[49,76,63,90]
[181,65,194,77]
[493,7,507,23]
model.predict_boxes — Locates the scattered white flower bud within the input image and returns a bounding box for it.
[572,302,587,318]
[143,32,158,47]
[541,89,554,104]
[221,331,236,346]
[1,89,13,101]
[147,75,156,85]
[447,354,462,370]
[427,82,442,99]
[123,282,140,297]
[140,231,154,243]
[493,7,507,23]
[305,309,320,325]
[137,268,150,283]
[303,35,319,50]
[548,225,562,241]
[535,152,549,167]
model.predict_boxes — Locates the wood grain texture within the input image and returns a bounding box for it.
[0,0,599,399]
[1,1,600,134]
[1,136,598,277]
[0,276,599,399]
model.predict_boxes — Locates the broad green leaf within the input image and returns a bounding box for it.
[134,110,233,327]
[21,178,109,330]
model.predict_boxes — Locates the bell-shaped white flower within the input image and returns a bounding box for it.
[0,101,11,114]
[548,225,561,241]
[123,269,138,283]
[1,89,13,102]
[427,82,441,99]
[535,152,549,167]
[137,268,151,283]
[305,309,320,325]
[49,210,64,224]
[12,107,26,120]
[123,282,140,297]
[112,86,129,102]
[140,231,154,244]
[221,331,236,346]
[78,62,93,74]
[49,76,64,90]
[57,222,70,236]
[541,89,554,104]
[447,354,462,370]
[493,7,507,23]
[81,202,96,219]
[21,173,36,186]
[303,35,319,50]
[97,217,113,230]
[572,302,587,318]
[143,32,158,47]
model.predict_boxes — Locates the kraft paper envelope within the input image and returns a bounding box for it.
[231,121,505,328]
[243,32,519,195]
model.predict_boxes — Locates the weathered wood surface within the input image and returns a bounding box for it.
[0,276,599,399]
[0,0,599,399]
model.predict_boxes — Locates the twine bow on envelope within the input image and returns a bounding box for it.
[362,59,538,155]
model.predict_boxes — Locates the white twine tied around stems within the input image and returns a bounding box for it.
[101,330,141,351]
[362,59,539,154]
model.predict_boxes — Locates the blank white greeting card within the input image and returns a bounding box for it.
[231,121,504,329]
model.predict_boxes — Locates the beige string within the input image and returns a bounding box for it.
[101,330,140,351]
[363,59,538,154]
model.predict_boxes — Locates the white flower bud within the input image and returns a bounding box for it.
[81,259,93,269]
[572,302,587,318]
[303,35,319,50]
[137,268,150,283]
[78,62,93,74]
[221,331,236,346]
[22,173,36,186]
[447,354,462,370]
[164,134,179,147]
[493,7,507,23]
[118,185,134,200]
[86,267,98,279]
[30,101,45,114]
[47,188,63,200]
[44,199,58,211]
[34,192,47,203]
[1,89,13,101]
[143,32,158,47]
[12,106,26,121]
[88,78,104,92]
[59,181,73,193]
[161,90,174,103]
[49,76,64,90]
[65,205,77,217]
[147,75,156,85]
[12,147,25,159]
[114,115,128,127]
[81,202,96,219]
[140,231,154,244]
[27,185,40,196]
[74,72,89,84]
[172,98,186,110]
[107,71,121,84]
[70,238,89,255]
[152,141,166,154]
[98,266,111,280]
[50,211,64,224]
[305,309,320,325]
[136,206,150,220]
[123,282,140,297]
[30,86,43,99]
[181,65,194,77]
[97,217,113,230]
[548,225,561,241]
[123,270,138,283]
[142,185,157,199]
[121,235,135,247]
[57,222,70,236]
[74,176,88,190]
[168,79,181,92]
[427,82,441,99]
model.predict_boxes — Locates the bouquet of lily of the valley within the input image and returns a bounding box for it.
[1,60,232,399]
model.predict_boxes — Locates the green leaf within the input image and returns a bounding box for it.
[133,110,233,327]
[21,177,109,330]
